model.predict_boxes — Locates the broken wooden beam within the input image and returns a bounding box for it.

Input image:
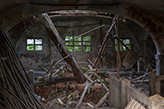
[94,15,119,68]
[115,37,154,72]
[76,82,91,108]
[34,77,77,86]
[65,24,105,42]
[95,92,109,108]
[38,13,85,83]
[131,80,149,84]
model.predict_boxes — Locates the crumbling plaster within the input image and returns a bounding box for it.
[7,16,150,70]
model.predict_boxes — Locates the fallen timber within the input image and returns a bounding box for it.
[39,13,85,83]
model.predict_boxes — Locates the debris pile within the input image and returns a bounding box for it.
[34,66,110,109]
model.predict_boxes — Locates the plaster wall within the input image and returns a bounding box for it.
[8,16,155,71]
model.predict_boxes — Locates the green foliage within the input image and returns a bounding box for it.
[67,46,73,51]
[27,45,34,50]
[74,46,82,51]
[83,42,91,45]
[83,36,91,41]
[115,38,130,51]
[65,36,73,41]
[65,36,91,52]
[74,36,81,41]
[84,46,91,52]
[35,45,42,50]
[66,42,73,45]
[74,42,81,45]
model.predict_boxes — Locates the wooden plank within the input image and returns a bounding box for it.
[122,51,137,68]
[116,37,154,72]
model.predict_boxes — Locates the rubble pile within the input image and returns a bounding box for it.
[34,69,109,109]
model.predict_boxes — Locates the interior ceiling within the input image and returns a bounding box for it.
[0,0,164,53]
[0,0,164,28]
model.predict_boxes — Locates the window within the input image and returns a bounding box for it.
[27,39,43,51]
[65,36,91,52]
[115,38,130,51]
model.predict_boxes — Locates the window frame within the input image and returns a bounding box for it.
[115,38,131,51]
[65,36,91,52]
[26,38,43,51]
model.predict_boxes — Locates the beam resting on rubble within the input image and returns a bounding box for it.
[38,13,85,83]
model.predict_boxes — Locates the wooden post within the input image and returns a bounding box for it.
[94,15,119,68]
[137,60,140,73]
[116,17,121,79]
[38,13,85,83]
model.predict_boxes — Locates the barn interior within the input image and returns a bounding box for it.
[1,0,164,109]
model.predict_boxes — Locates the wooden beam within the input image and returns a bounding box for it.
[115,17,121,79]
[38,13,85,83]
[94,15,119,68]
[116,37,154,72]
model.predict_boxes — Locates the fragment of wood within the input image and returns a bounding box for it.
[87,59,100,71]
[80,66,88,72]
[88,69,97,72]
[97,71,106,76]
[131,80,149,84]
[87,65,99,77]
[41,59,56,80]
[57,98,63,105]
[87,102,94,108]
[76,82,91,108]
[116,37,154,72]
[130,71,154,83]
[100,81,109,92]
[40,54,70,81]
[40,66,47,71]
[51,65,64,78]
[94,15,119,69]
[140,67,149,85]
[122,51,137,68]
[88,65,93,70]
[27,70,34,90]
[39,13,85,83]
[34,77,77,86]
[88,65,108,91]
[95,92,109,108]
[115,17,121,79]
[84,74,94,83]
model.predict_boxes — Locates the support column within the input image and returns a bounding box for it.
[155,54,161,75]
[155,54,164,75]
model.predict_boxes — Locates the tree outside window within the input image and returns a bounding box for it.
[27,39,43,51]
[65,36,91,52]
[115,38,130,51]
